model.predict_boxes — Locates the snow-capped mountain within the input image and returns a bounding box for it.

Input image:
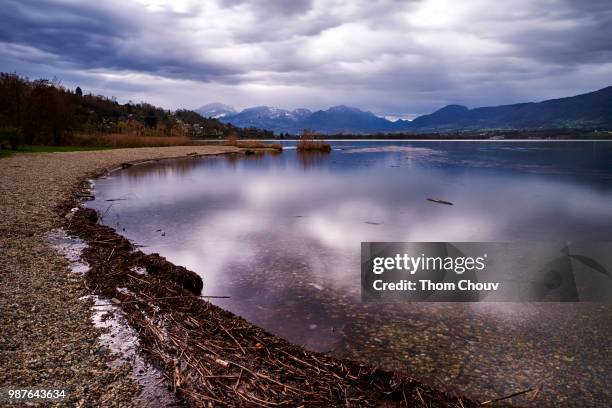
[220,105,404,134]
[194,84,612,134]
[221,106,312,133]
[195,103,237,118]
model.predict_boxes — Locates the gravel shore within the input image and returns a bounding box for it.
[0,146,239,406]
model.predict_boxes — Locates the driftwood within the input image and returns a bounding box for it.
[427,198,454,206]
[74,192,94,200]
[480,387,535,405]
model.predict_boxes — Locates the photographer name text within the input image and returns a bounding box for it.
[373,279,499,292]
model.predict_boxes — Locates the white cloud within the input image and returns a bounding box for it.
[1,0,611,116]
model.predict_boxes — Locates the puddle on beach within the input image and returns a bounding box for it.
[47,229,179,407]
[85,141,612,406]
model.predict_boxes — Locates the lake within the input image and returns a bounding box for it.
[87,140,612,406]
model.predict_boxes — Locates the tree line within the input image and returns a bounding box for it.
[0,72,272,147]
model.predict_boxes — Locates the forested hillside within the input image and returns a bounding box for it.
[0,72,271,147]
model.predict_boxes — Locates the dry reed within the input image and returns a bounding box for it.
[296,133,331,152]
[70,133,196,148]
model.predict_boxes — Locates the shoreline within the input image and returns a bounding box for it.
[2,146,483,406]
[0,146,237,407]
[198,138,612,142]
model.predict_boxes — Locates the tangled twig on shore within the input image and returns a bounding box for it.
[63,189,490,407]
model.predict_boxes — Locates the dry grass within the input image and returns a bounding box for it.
[296,133,331,152]
[226,133,239,146]
[70,133,196,148]
[224,136,283,151]
[236,140,265,148]
[268,143,283,151]
[224,135,265,148]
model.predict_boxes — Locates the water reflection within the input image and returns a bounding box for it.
[88,141,612,406]
[296,150,332,168]
[223,151,268,167]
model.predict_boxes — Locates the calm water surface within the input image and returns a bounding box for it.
[88,141,612,406]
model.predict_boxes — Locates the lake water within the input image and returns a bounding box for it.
[87,141,612,406]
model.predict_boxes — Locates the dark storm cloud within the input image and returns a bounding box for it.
[0,0,238,81]
[0,1,129,63]
[503,0,612,65]
[0,0,611,115]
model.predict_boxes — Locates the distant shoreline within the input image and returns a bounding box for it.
[198,138,612,142]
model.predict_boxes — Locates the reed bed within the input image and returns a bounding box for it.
[268,143,283,151]
[224,135,284,151]
[296,135,331,152]
[70,133,197,148]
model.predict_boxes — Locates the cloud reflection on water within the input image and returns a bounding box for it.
[91,146,612,293]
[87,142,612,405]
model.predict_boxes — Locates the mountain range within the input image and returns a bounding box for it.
[195,102,237,119]
[195,85,612,134]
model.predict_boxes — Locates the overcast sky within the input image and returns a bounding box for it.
[1,0,612,118]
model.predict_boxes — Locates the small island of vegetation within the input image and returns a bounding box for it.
[296,131,332,152]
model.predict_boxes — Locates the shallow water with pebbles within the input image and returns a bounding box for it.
[88,140,612,407]
[199,256,612,407]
